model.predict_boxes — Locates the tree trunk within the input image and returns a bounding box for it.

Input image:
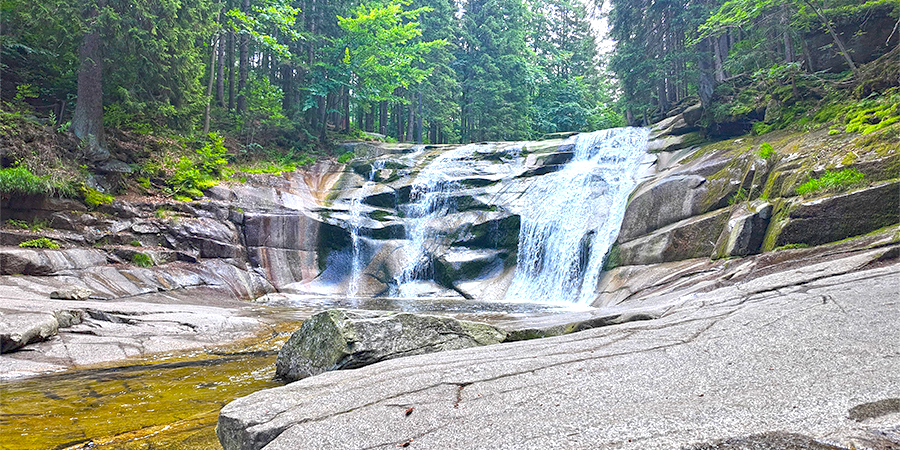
[343,87,350,133]
[697,37,716,110]
[713,34,726,82]
[216,27,226,107]
[395,102,405,142]
[365,110,374,132]
[657,80,668,116]
[416,92,423,144]
[281,64,294,116]
[801,0,859,78]
[203,33,219,135]
[406,96,415,143]
[379,101,388,135]
[227,30,235,111]
[236,0,250,115]
[72,0,108,162]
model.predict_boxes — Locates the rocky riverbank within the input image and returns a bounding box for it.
[215,112,899,449]
[219,241,899,450]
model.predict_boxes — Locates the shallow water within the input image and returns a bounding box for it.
[0,324,297,450]
[0,298,586,449]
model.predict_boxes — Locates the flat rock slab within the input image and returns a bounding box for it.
[219,263,900,450]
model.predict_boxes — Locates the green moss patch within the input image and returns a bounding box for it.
[795,169,865,196]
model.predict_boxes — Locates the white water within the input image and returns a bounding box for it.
[395,144,484,295]
[505,127,649,305]
[347,159,385,297]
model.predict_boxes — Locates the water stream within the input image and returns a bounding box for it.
[505,128,649,304]
[394,144,482,295]
[0,324,298,450]
[348,159,385,297]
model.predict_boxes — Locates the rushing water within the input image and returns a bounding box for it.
[348,159,385,297]
[394,144,483,295]
[505,128,649,304]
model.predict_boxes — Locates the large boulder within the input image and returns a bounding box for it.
[433,248,509,295]
[0,248,108,275]
[218,258,900,450]
[168,217,243,259]
[772,181,900,248]
[275,309,507,382]
[0,312,60,353]
[713,201,773,259]
[646,131,704,153]
[618,175,709,242]
[613,208,731,267]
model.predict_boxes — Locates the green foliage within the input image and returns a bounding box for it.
[729,187,749,205]
[0,166,51,195]
[337,151,355,164]
[82,186,114,207]
[196,132,229,177]
[796,169,865,196]
[458,0,534,141]
[776,243,809,250]
[130,240,142,247]
[844,104,899,134]
[756,142,776,160]
[19,238,60,249]
[165,133,230,199]
[5,218,48,231]
[812,89,900,135]
[155,207,174,219]
[131,252,154,267]
[226,0,301,58]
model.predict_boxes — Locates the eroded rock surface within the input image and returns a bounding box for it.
[219,248,900,450]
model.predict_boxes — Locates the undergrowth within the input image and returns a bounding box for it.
[131,253,154,267]
[0,166,74,197]
[796,168,865,196]
[19,237,60,249]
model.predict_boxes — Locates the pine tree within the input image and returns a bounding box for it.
[458,0,533,142]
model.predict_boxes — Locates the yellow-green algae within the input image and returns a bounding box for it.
[0,322,302,450]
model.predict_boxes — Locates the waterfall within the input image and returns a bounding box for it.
[347,159,385,297]
[505,127,649,304]
[395,144,482,295]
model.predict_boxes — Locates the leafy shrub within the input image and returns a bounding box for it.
[337,151,355,164]
[82,186,114,207]
[19,238,60,249]
[166,132,230,199]
[131,253,154,267]
[0,166,51,195]
[796,169,865,196]
[756,142,775,160]
[729,187,749,205]
[752,122,773,136]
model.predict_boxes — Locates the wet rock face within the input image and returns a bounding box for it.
[618,175,709,242]
[681,432,852,450]
[275,309,507,382]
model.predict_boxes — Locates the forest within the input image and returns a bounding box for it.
[1,0,898,162]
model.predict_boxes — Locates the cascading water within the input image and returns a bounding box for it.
[505,127,649,305]
[347,159,385,297]
[395,144,482,295]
